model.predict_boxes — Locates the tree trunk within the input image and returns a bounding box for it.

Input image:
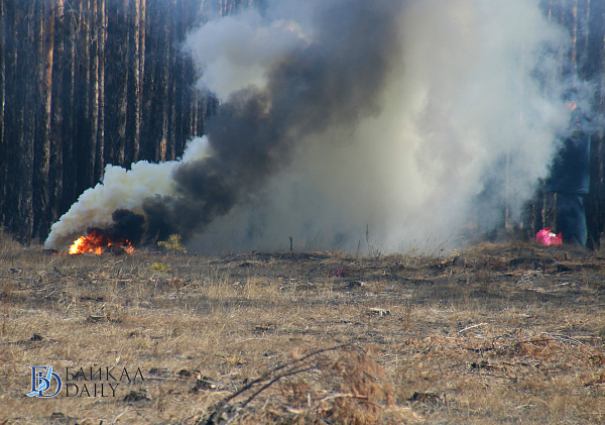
[95,0,106,178]
[61,0,77,213]
[48,0,66,236]
[131,0,145,162]
[158,1,173,161]
[15,2,36,242]
[2,0,15,232]
[0,0,5,224]
[89,0,99,182]
[570,0,579,74]
[32,1,54,239]
[76,0,92,193]
[142,1,160,161]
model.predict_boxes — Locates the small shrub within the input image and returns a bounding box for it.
[150,262,171,272]
[157,234,187,253]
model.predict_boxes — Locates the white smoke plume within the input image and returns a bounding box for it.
[43,137,210,249]
[188,0,572,253]
[187,8,310,102]
[45,0,576,253]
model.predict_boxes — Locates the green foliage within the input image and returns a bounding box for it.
[157,234,187,254]
[150,262,171,272]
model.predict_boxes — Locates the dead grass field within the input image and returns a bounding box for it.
[0,232,604,424]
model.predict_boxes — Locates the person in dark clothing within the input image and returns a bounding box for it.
[547,96,591,246]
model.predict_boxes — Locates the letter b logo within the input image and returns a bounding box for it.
[26,366,62,398]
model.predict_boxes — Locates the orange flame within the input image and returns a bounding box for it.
[68,230,135,255]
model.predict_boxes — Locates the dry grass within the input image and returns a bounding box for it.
[0,234,603,424]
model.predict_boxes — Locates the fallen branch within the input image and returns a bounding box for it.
[539,332,588,346]
[318,392,370,403]
[458,323,487,334]
[240,365,317,408]
[202,343,353,425]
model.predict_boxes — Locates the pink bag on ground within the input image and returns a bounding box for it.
[535,228,563,246]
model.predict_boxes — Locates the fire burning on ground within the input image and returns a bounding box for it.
[68,229,135,255]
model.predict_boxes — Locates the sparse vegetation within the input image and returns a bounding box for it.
[150,261,172,272]
[158,234,188,254]
[0,242,603,424]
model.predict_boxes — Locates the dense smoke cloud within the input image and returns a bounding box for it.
[186,0,573,253]
[46,0,579,253]
[142,0,406,243]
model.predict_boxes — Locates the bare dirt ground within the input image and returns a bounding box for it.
[0,234,604,424]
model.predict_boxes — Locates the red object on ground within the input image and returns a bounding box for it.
[535,228,563,246]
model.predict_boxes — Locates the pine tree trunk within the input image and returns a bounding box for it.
[33,1,54,238]
[89,0,99,182]
[48,0,65,236]
[95,0,106,178]
[76,0,92,193]
[570,0,579,73]
[142,1,159,161]
[0,0,5,224]
[117,0,129,164]
[16,3,36,242]
[61,0,77,213]
[2,0,14,233]
[593,0,605,248]
[131,0,145,162]
[158,1,173,161]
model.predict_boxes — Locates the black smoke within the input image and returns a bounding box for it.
[142,0,405,242]
[89,209,145,245]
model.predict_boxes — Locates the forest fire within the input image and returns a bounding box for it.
[68,229,135,255]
